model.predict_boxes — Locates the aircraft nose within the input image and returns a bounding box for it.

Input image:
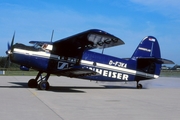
[6,42,14,55]
[6,49,12,55]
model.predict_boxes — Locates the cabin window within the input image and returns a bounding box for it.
[58,56,78,64]
[42,44,53,51]
[33,43,53,52]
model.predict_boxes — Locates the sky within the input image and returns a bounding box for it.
[0,0,180,65]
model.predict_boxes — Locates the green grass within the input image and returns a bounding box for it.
[0,70,38,76]
[160,70,180,77]
[0,70,180,78]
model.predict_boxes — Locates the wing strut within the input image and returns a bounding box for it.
[102,47,104,54]
[101,44,105,54]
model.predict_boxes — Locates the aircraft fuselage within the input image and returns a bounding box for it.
[11,43,159,82]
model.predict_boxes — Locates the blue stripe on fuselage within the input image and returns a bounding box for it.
[12,53,49,71]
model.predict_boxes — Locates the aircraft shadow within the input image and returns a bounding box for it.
[0,82,28,89]
[49,85,137,93]
[49,86,85,93]
[0,82,141,93]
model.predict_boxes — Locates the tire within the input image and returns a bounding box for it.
[28,79,37,88]
[38,81,50,90]
[137,84,143,89]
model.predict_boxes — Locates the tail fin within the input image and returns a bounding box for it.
[131,36,174,80]
[131,36,160,59]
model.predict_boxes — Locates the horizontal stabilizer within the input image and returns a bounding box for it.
[157,58,174,64]
[137,57,174,64]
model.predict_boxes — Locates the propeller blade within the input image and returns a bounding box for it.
[5,32,15,68]
[4,56,10,68]
[11,31,15,51]
[4,32,16,69]
[6,42,10,55]
[7,42,10,50]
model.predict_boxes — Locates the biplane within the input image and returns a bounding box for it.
[6,29,174,90]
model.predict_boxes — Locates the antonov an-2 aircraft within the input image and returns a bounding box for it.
[6,29,174,90]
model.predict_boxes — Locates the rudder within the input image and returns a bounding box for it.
[131,36,162,80]
[131,36,161,59]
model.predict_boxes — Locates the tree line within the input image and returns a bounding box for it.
[0,56,19,69]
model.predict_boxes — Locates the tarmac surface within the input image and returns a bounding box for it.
[0,76,180,120]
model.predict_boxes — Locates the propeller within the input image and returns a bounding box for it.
[4,32,15,68]
[10,32,15,52]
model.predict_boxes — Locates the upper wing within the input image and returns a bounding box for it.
[52,29,124,57]
[29,41,52,45]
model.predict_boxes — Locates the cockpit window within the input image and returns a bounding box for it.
[34,43,42,49]
[33,43,53,52]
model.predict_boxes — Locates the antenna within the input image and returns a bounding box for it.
[50,30,54,43]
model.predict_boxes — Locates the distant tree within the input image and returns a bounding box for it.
[0,57,7,68]
[171,65,180,70]
[162,65,167,67]
[0,56,19,68]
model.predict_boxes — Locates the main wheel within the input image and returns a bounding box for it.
[28,79,37,88]
[38,81,50,90]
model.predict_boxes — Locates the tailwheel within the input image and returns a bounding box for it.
[136,81,143,89]
[28,79,37,88]
[137,83,143,89]
[38,81,50,90]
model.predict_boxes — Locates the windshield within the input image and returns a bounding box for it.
[34,43,42,49]
[33,43,53,52]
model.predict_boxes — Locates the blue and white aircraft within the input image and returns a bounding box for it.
[6,29,174,90]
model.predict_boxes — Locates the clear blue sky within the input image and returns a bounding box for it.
[0,0,179,65]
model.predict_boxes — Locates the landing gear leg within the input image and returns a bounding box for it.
[37,73,50,90]
[136,81,142,89]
